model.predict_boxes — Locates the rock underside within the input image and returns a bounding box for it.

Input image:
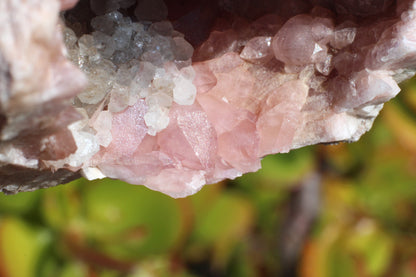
[0,0,415,197]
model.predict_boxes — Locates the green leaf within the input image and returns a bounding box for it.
[191,192,254,267]
[346,221,393,277]
[327,242,355,277]
[0,218,51,277]
[0,190,41,215]
[236,146,315,196]
[41,178,86,230]
[83,179,183,259]
[59,262,88,277]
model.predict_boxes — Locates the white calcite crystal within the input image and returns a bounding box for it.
[65,10,196,137]
[1,0,416,197]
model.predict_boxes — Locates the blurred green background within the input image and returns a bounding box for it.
[1,78,416,277]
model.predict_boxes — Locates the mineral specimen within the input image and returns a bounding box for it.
[0,0,86,192]
[1,0,416,197]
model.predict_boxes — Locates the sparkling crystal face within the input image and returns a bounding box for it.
[1,0,416,196]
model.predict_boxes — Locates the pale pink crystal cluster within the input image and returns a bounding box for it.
[1,0,416,197]
[83,0,416,197]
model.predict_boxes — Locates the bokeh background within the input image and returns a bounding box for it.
[0,77,416,277]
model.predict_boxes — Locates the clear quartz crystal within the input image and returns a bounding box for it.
[173,74,197,105]
[144,106,170,136]
[332,27,357,49]
[92,31,115,58]
[93,111,113,147]
[173,37,194,61]
[63,27,77,49]
[240,36,273,62]
[65,8,196,143]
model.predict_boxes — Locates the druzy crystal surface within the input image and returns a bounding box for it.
[1,0,416,197]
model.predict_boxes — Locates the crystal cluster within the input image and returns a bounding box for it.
[1,0,416,197]
[57,7,197,175]
[82,0,416,198]
[65,10,195,136]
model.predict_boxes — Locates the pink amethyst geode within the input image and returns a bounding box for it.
[0,0,416,197]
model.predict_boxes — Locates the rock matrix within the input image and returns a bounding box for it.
[0,0,415,197]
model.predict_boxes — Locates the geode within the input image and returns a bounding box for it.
[0,0,415,197]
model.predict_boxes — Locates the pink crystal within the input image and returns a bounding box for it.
[1,0,416,197]
[272,14,334,67]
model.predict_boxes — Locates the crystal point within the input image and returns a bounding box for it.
[1,0,416,197]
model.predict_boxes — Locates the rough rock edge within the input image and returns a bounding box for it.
[1,0,416,194]
[0,0,86,193]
